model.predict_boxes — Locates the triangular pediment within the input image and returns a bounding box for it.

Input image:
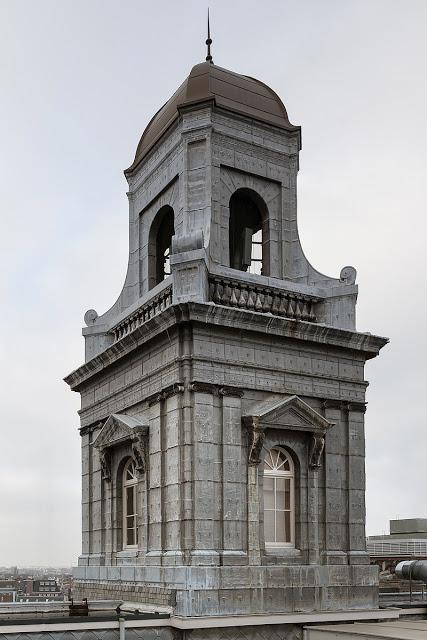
[93,413,148,450]
[243,395,334,434]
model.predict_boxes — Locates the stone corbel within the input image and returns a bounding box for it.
[243,416,265,466]
[147,382,185,406]
[322,399,367,413]
[189,381,244,397]
[218,385,244,398]
[308,433,325,470]
[99,448,112,482]
[189,381,218,395]
[131,427,149,475]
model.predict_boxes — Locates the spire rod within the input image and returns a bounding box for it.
[206,8,213,63]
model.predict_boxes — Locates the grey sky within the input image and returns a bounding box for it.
[1,0,426,566]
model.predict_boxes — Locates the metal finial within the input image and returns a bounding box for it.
[206,8,213,63]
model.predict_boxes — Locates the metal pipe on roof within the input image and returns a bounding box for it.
[396,560,427,583]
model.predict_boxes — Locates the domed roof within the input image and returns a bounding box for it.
[126,62,298,174]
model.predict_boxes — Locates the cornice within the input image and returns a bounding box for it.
[187,302,388,357]
[65,302,388,392]
[64,305,181,391]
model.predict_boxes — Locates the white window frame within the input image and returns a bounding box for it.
[248,227,263,275]
[263,447,295,548]
[163,245,171,278]
[122,458,138,549]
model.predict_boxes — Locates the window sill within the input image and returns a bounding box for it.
[117,549,138,558]
[264,546,301,558]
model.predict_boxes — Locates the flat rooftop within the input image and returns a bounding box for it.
[306,620,427,640]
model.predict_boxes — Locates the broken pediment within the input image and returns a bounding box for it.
[93,413,148,451]
[242,395,334,435]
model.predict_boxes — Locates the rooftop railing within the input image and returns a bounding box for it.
[367,540,427,557]
[110,270,321,345]
[112,283,172,343]
[208,274,319,323]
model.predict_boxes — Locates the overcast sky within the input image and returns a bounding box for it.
[1,0,426,567]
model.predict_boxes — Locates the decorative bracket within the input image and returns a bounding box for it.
[147,382,185,406]
[99,448,112,482]
[243,416,265,466]
[308,433,325,470]
[188,381,244,398]
[131,427,149,475]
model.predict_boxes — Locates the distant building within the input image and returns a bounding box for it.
[0,589,15,603]
[368,519,427,568]
[31,579,60,596]
[0,575,64,604]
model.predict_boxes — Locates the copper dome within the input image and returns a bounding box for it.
[126,62,298,174]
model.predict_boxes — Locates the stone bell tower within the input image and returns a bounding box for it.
[65,55,387,621]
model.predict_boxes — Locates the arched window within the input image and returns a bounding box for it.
[229,189,269,276]
[148,205,175,289]
[263,447,294,546]
[122,458,138,548]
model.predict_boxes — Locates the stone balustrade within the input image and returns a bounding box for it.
[112,284,173,342]
[209,275,318,323]
[111,274,319,344]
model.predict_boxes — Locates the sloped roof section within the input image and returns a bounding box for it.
[126,62,298,173]
[93,413,147,450]
[243,394,334,434]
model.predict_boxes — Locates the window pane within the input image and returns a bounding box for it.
[126,462,136,481]
[266,450,274,468]
[252,243,262,260]
[277,453,290,471]
[276,510,286,543]
[264,510,275,543]
[127,527,135,546]
[272,449,280,468]
[264,477,274,509]
[285,510,291,542]
[276,478,286,509]
[126,486,134,515]
[250,261,262,275]
[164,248,171,277]
[285,479,291,510]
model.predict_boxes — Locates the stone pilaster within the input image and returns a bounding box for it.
[221,391,247,563]
[147,401,162,561]
[244,416,264,566]
[347,404,370,565]
[190,386,222,565]
[322,404,347,565]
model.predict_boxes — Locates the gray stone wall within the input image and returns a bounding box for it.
[71,297,382,615]
[76,310,372,566]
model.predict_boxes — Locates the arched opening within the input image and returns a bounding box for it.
[263,447,294,546]
[122,458,138,549]
[148,205,175,289]
[229,189,269,276]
